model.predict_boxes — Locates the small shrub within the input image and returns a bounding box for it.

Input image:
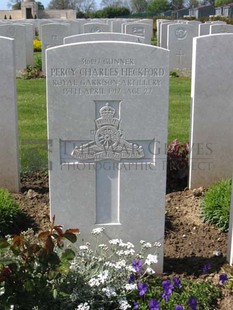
[21,55,43,79]
[167,139,189,192]
[33,38,42,52]
[170,70,179,78]
[201,179,232,231]
[34,54,42,71]
[0,226,222,309]
[0,219,79,309]
[0,188,31,236]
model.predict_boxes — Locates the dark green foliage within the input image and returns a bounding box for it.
[201,179,232,231]
[0,189,31,237]
[0,219,79,309]
[91,6,130,18]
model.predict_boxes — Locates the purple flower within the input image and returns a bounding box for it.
[175,306,184,310]
[137,282,148,296]
[149,299,160,310]
[128,274,135,284]
[202,263,211,274]
[161,279,174,301]
[173,277,182,289]
[132,259,143,272]
[219,273,228,285]
[162,290,172,302]
[162,279,174,291]
[188,297,198,310]
[132,302,139,309]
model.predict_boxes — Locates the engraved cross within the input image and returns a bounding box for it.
[176,49,185,65]
[60,101,155,225]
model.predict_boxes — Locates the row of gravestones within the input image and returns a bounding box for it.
[0,32,232,272]
[157,19,233,72]
[0,18,153,72]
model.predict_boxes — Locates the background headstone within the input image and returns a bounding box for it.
[124,22,152,44]
[0,36,20,192]
[210,24,233,34]
[167,23,197,71]
[64,33,145,44]
[0,24,27,71]
[41,22,70,73]
[83,22,111,33]
[189,34,233,188]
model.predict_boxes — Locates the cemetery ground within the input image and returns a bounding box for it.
[9,76,233,308]
[12,171,233,309]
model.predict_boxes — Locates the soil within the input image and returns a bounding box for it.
[12,171,233,309]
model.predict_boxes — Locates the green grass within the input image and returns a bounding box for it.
[17,79,47,172]
[17,76,191,173]
[168,76,191,143]
[201,178,232,231]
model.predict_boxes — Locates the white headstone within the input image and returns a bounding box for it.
[0,36,20,192]
[227,179,233,265]
[124,22,152,44]
[168,23,197,71]
[210,24,233,34]
[47,41,169,272]
[160,21,175,48]
[41,23,70,73]
[111,20,128,33]
[156,19,168,47]
[64,32,145,44]
[23,23,34,66]
[69,20,81,36]
[189,34,233,188]
[0,24,27,71]
[83,22,111,33]
[199,21,227,36]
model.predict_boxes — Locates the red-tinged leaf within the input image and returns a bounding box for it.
[53,226,64,236]
[38,231,50,240]
[63,232,77,243]
[28,244,40,255]
[12,235,24,249]
[45,236,55,254]
[65,228,80,234]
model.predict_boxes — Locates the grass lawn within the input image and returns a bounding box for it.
[17,76,191,173]
[17,79,47,173]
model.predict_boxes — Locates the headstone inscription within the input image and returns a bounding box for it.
[46,41,169,272]
[189,34,233,188]
[0,36,20,192]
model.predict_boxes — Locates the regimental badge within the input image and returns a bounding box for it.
[175,27,187,40]
[71,103,144,161]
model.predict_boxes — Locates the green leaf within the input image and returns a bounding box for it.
[0,238,9,249]
[63,232,77,243]
[53,288,58,299]
[61,249,75,261]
